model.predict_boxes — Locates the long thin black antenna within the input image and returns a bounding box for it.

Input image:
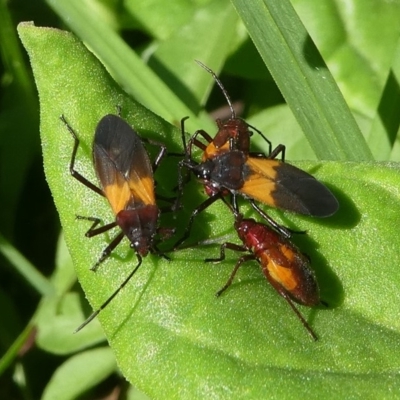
[74,255,143,333]
[195,60,236,119]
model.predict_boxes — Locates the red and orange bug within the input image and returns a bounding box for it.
[173,63,338,248]
[192,60,272,159]
[206,209,320,341]
[61,113,170,331]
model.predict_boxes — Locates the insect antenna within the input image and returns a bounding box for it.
[195,60,236,119]
[74,255,143,333]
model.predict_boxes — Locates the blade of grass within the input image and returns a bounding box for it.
[0,0,34,94]
[230,0,373,161]
[367,36,400,160]
[0,0,40,236]
[147,0,239,113]
[0,320,36,375]
[0,233,55,297]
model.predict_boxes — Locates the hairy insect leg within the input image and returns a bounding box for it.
[171,117,195,209]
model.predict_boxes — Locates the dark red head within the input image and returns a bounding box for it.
[234,215,255,243]
[213,118,251,152]
[116,204,159,257]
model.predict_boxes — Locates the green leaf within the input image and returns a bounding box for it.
[41,347,117,400]
[35,233,106,354]
[19,22,400,400]
[36,292,106,355]
[230,0,373,161]
[124,0,195,40]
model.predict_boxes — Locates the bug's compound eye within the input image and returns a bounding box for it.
[130,239,150,257]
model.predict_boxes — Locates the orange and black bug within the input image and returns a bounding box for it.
[173,116,338,248]
[61,113,170,331]
[173,62,338,247]
[206,209,320,341]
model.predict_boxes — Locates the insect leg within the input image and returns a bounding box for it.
[246,122,272,155]
[60,115,104,197]
[192,129,213,149]
[91,231,125,271]
[205,242,247,263]
[140,138,168,172]
[269,143,286,161]
[249,200,306,238]
[279,290,317,341]
[173,193,222,250]
[76,216,118,238]
[216,254,256,297]
[74,217,124,271]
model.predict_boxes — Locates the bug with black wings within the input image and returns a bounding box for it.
[173,63,338,248]
[61,113,172,331]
